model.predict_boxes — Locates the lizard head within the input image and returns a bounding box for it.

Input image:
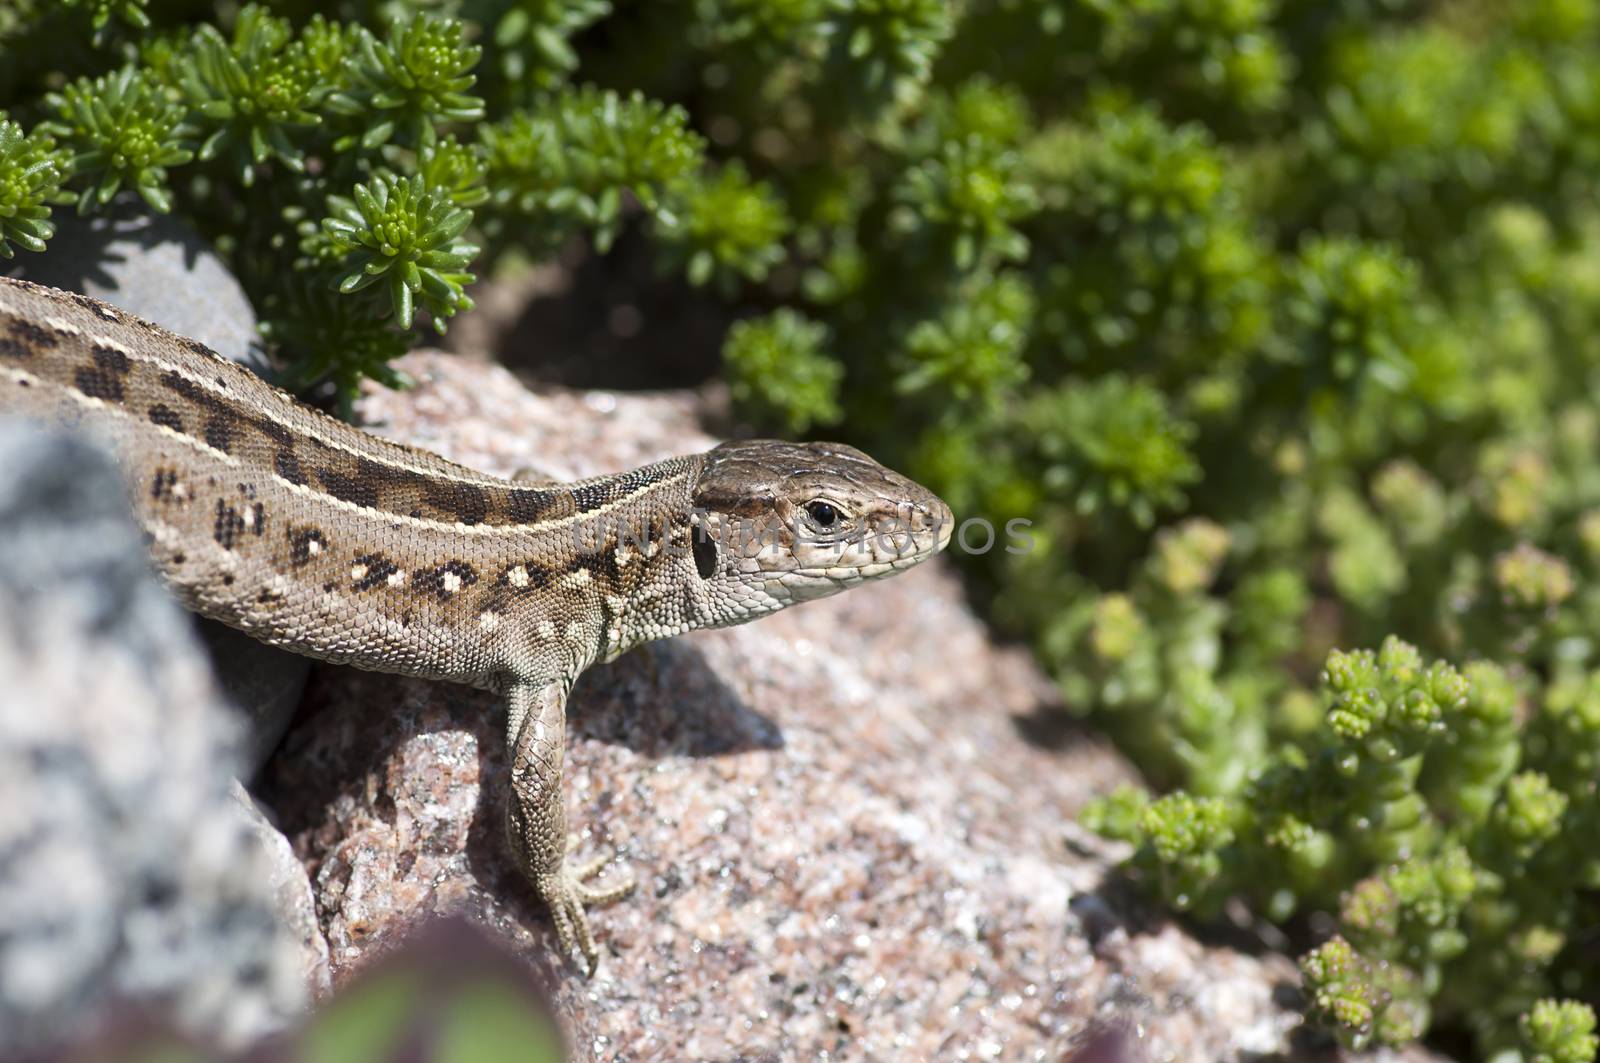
[682,438,953,627]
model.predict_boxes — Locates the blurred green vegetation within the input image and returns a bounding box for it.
[6,0,1600,1055]
[55,921,564,1062]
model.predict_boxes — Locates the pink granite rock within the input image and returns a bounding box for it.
[260,352,1440,1062]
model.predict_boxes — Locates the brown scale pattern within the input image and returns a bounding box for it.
[0,277,701,695]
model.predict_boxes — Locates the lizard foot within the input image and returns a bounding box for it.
[536,840,636,975]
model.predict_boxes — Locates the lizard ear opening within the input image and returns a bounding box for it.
[693,523,718,579]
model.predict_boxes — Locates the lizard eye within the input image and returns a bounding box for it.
[805,500,839,526]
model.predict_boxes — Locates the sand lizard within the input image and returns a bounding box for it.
[0,274,953,972]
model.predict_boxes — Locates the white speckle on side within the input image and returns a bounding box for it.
[45,317,82,336]
[565,621,585,643]
[95,305,119,320]
[350,563,369,583]
[607,595,627,614]
[442,570,463,594]
[537,620,557,640]
[563,568,591,589]
[615,545,633,568]
[307,538,322,557]
[171,481,189,502]
[507,565,530,588]
[644,539,661,559]
[92,334,132,355]
[148,520,184,550]
[387,569,406,588]
[479,611,500,631]
[241,507,257,530]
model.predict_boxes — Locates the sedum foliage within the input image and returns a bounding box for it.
[0,1,780,409]
[1088,636,1600,1054]
[5,0,1600,1055]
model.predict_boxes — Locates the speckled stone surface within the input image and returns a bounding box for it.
[262,352,1436,1062]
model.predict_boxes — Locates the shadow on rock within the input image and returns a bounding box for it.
[570,640,785,758]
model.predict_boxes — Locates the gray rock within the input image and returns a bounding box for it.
[0,423,308,1052]
[266,353,1445,1061]
[231,782,331,999]
[4,202,309,773]
[6,202,265,372]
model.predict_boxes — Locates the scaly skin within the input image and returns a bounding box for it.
[0,275,953,971]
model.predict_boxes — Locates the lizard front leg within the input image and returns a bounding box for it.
[503,679,635,973]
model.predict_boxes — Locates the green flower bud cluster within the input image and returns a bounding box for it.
[721,309,842,434]
[318,173,478,329]
[481,87,705,250]
[1087,636,1600,1055]
[42,67,194,214]
[0,117,71,259]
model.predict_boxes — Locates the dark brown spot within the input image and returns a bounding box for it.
[255,416,293,445]
[204,415,236,454]
[508,488,563,523]
[172,552,186,565]
[214,499,246,549]
[150,469,178,502]
[574,546,622,589]
[571,481,614,513]
[0,314,59,356]
[418,560,478,599]
[254,417,308,485]
[74,346,131,402]
[222,574,235,586]
[316,467,379,509]
[251,502,266,536]
[92,342,129,374]
[147,403,184,433]
[160,370,206,402]
[68,292,110,317]
[185,337,221,361]
[351,552,400,592]
[288,527,326,567]
[425,480,488,526]
[274,449,307,486]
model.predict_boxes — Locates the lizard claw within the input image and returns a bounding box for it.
[537,842,636,974]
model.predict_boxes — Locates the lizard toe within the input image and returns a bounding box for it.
[537,853,633,975]
[539,868,601,974]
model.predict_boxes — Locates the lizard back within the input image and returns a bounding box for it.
[0,276,698,691]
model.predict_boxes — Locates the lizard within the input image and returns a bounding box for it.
[0,274,953,973]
